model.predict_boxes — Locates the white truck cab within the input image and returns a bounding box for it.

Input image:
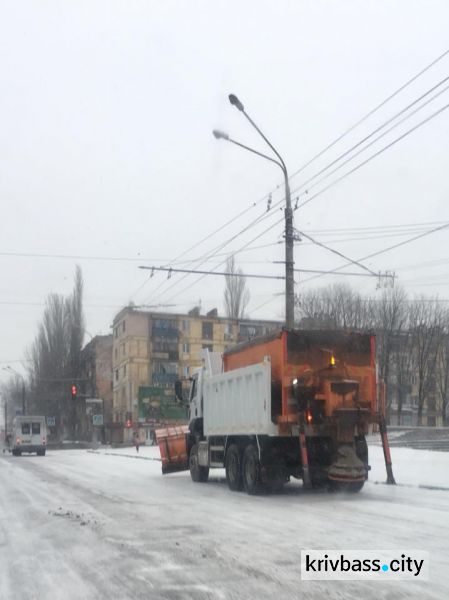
[11,416,47,456]
[188,350,222,421]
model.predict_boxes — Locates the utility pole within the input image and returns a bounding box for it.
[214,94,296,329]
[283,175,295,330]
[3,366,26,416]
[21,379,26,416]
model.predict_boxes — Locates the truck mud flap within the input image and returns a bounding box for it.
[155,426,189,474]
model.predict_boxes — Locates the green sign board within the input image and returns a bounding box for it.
[138,386,187,421]
[92,414,104,426]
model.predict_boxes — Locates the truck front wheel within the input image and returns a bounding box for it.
[225,444,243,491]
[242,444,262,495]
[189,444,209,483]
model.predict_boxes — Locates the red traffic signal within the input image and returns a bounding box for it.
[71,384,77,400]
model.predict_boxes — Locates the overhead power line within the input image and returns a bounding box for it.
[300,220,449,286]
[139,265,285,280]
[295,100,449,214]
[153,98,449,307]
[288,47,449,182]
[296,230,378,276]
[291,78,449,202]
[135,50,449,307]
[136,50,449,304]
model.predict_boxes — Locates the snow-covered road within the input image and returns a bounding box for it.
[1,444,448,600]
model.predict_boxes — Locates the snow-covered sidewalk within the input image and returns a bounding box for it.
[90,442,449,491]
[88,444,161,461]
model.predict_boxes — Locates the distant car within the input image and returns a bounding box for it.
[11,416,47,456]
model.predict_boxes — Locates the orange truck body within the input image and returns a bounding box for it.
[156,329,395,491]
[224,329,378,436]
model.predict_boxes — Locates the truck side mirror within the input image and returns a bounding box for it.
[174,380,183,403]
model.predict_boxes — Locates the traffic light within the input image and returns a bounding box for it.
[71,384,77,401]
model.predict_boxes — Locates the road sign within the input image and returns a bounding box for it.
[47,416,56,426]
[92,414,103,426]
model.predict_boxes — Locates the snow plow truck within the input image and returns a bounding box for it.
[156,329,395,494]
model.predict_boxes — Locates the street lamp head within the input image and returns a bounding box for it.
[228,94,244,112]
[212,129,229,140]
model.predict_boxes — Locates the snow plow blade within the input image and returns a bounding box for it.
[155,425,189,474]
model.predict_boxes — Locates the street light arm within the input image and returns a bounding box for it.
[242,110,288,174]
[228,93,288,176]
[227,137,285,173]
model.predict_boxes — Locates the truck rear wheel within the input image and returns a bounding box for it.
[189,444,209,483]
[225,444,243,491]
[242,444,262,495]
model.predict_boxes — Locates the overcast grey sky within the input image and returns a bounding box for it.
[1,0,449,378]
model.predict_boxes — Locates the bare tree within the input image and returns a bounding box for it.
[408,297,444,425]
[296,283,374,330]
[374,286,408,419]
[223,256,250,320]
[391,330,415,425]
[436,319,449,425]
[26,266,85,439]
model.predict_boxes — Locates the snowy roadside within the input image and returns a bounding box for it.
[87,444,161,461]
[369,444,449,490]
[87,442,449,491]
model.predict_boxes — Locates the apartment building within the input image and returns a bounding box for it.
[112,305,282,442]
[76,334,113,441]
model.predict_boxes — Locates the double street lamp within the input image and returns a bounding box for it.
[213,94,295,329]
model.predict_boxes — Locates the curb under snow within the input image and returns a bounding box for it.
[87,449,161,462]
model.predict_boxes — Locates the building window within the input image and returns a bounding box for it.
[122,320,126,333]
[121,343,125,356]
[114,370,118,382]
[202,321,213,340]
[182,319,190,332]
[183,366,190,377]
[114,348,118,360]
[114,328,118,339]
[202,344,213,352]
[123,364,127,377]
[182,342,190,353]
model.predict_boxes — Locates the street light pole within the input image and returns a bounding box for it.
[3,366,26,416]
[214,95,295,329]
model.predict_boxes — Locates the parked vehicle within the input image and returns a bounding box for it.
[11,416,47,456]
[156,329,395,493]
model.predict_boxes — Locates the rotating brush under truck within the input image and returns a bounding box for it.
[156,329,396,494]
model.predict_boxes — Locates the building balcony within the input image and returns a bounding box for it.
[152,327,179,339]
[152,373,178,385]
[152,351,179,361]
